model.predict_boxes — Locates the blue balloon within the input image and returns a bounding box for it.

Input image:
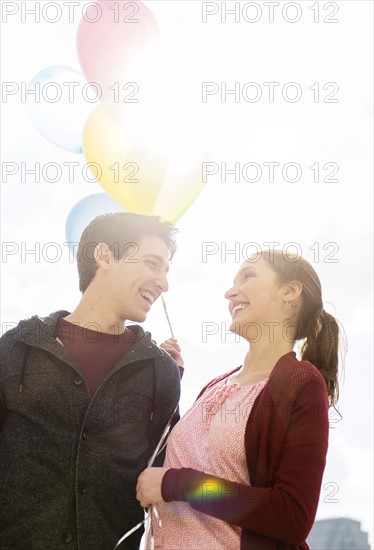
[65,193,125,257]
[26,65,93,153]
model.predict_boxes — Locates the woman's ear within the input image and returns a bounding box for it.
[284,280,303,303]
[94,243,113,270]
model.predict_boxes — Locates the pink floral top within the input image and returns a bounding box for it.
[149,376,268,549]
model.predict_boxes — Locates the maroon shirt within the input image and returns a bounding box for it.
[57,318,138,397]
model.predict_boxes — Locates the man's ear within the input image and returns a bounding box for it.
[94,243,114,270]
[284,280,303,303]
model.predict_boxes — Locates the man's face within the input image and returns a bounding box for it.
[104,235,170,323]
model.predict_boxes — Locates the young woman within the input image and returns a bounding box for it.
[136,250,342,550]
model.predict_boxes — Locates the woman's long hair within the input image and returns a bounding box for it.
[261,249,345,410]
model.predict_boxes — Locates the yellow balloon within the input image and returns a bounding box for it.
[152,145,210,224]
[83,101,209,223]
[83,102,168,215]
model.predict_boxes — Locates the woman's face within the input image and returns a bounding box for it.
[224,258,286,339]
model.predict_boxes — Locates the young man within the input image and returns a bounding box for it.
[0,213,182,550]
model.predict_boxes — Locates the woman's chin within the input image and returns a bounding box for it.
[229,317,260,342]
[229,319,242,335]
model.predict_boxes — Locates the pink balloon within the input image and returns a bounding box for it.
[77,0,159,94]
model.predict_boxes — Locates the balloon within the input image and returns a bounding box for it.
[65,193,125,256]
[83,101,168,215]
[26,66,94,153]
[152,144,210,224]
[76,0,159,96]
[82,101,209,223]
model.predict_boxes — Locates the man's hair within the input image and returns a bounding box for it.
[77,212,177,293]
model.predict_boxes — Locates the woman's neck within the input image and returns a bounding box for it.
[243,339,294,376]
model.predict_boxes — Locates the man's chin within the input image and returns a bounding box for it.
[128,310,147,323]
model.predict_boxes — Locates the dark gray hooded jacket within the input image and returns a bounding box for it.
[0,311,181,550]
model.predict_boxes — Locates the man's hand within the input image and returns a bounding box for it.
[136,467,169,508]
[160,338,184,368]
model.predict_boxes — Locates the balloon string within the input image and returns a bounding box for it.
[161,295,174,339]
[113,517,147,549]
[113,506,160,549]
[113,405,178,549]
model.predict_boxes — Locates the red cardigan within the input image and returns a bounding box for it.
[161,351,329,550]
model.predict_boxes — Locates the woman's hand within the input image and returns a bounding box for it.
[160,338,184,368]
[136,467,169,508]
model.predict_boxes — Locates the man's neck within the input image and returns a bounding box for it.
[63,313,127,335]
[64,290,127,335]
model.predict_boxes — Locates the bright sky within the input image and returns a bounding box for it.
[1,0,373,545]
